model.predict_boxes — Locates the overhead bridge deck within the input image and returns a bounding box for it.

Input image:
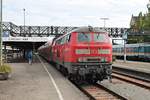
[2,22,128,37]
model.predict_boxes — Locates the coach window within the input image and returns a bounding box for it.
[66,34,71,43]
[148,46,150,53]
[140,46,144,53]
[56,40,59,44]
[56,39,61,44]
[61,37,65,44]
[145,46,149,53]
[55,40,57,44]
[64,36,68,43]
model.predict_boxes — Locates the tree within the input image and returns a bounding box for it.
[143,13,150,30]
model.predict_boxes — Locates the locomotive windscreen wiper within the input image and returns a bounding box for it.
[82,33,89,39]
[96,33,100,38]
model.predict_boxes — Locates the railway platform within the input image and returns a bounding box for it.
[0,55,88,100]
[113,60,150,73]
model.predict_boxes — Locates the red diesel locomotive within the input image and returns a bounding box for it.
[38,26,112,83]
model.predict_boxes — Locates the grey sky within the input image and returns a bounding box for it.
[3,0,149,27]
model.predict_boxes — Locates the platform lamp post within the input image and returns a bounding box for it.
[147,0,150,13]
[0,0,2,66]
[123,31,128,63]
[23,8,26,58]
[23,8,25,36]
[100,18,109,29]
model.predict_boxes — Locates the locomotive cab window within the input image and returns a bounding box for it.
[94,33,109,43]
[78,32,91,42]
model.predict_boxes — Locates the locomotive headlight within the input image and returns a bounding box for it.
[98,49,110,54]
[76,49,90,54]
[78,57,87,62]
[101,57,107,62]
[78,58,82,62]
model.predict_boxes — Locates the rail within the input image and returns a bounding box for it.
[112,68,150,89]
[74,82,127,100]
[112,66,150,82]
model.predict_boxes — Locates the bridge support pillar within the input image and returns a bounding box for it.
[4,44,6,62]
[12,47,14,59]
[23,49,26,59]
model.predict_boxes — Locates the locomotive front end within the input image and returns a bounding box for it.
[69,30,112,83]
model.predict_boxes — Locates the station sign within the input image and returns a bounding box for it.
[2,37,54,42]
[122,32,128,40]
[2,31,10,37]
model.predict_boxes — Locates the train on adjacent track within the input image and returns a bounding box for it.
[113,43,150,61]
[38,26,112,83]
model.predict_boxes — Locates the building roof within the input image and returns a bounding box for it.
[130,15,138,26]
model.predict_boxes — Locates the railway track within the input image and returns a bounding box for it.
[40,56,149,99]
[77,70,150,100]
[75,83,127,100]
[112,72,150,90]
[112,66,150,82]
[112,66,150,90]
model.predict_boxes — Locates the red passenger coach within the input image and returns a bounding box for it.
[38,40,54,61]
[39,26,112,83]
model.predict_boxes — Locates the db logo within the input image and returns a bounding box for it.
[91,49,98,54]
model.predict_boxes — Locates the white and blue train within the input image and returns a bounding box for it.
[113,43,150,61]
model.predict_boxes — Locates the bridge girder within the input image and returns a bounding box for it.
[2,22,129,37]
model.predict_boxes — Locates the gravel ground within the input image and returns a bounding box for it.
[99,78,150,100]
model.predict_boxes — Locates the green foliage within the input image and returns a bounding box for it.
[0,64,12,73]
[127,35,150,43]
[112,55,116,62]
[138,12,144,30]
[132,12,150,31]
[143,13,150,30]
[144,35,150,42]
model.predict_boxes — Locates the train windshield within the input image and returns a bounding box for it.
[94,33,109,43]
[78,32,91,42]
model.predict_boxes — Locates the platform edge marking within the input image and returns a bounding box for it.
[37,55,64,100]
